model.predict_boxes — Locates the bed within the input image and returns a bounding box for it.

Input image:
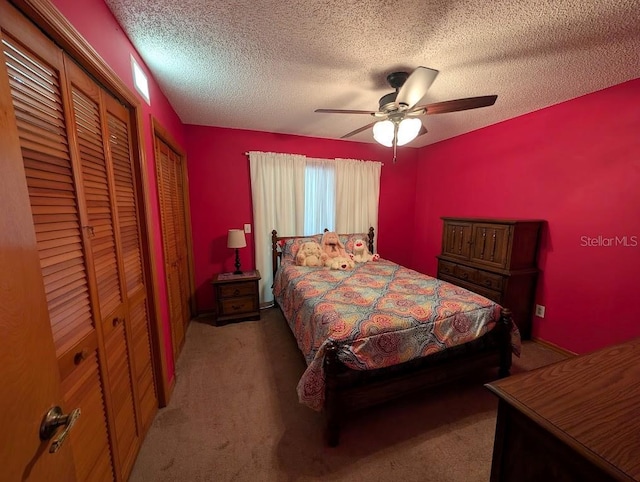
[271,228,518,446]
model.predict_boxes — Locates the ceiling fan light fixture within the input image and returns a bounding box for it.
[372,120,395,147]
[396,117,422,146]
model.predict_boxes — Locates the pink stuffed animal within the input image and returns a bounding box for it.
[320,231,349,267]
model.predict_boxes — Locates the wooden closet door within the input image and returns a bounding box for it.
[105,96,157,433]
[155,138,190,357]
[172,150,191,328]
[66,61,138,477]
[0,10,113,482]
[66,58,159,478]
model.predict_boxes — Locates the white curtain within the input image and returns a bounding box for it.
[249,151,305,304]
[304,158,335,235]
[335,158,382,244]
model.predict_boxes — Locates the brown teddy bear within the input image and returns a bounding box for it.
[295,241,326,267]
[352,238,380,263]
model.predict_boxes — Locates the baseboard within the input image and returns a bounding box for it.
[166,374,176,405]
[194,310,216,320]
[531,337,577,357]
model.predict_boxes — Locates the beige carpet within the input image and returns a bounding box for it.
[129,308,567,482]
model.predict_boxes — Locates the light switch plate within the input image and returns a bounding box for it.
[244,223,251,234]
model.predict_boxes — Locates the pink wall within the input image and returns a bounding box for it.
[412,79,640,354]
[50,0,187,379]
[185,126,419,312]
[45,0,640,368]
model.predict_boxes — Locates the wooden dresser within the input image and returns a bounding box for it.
[486,337,640,482]
[211,270,261,325]
[437,217,542,338]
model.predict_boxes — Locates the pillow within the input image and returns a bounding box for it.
[281,235,322,261]
[340,233,369,254]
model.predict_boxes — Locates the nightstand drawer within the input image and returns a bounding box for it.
[219,296,258,316]
[218,282,257,299]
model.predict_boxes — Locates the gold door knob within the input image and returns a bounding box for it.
[39,406,81,453]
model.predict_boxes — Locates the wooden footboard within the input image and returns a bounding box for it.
[323,308,513,446]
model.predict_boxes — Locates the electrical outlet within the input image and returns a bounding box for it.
[244,223,251,234]
[535,304,545,318]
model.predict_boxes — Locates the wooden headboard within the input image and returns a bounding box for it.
[271,227,375,278]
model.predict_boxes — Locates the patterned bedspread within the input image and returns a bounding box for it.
[274,259,520,411]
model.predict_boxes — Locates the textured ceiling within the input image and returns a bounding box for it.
[104,0,640,147]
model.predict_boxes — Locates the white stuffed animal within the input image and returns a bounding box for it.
[352,238,380,263]
[328,256,355,270]
[295,241,326,267]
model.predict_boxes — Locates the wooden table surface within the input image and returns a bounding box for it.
[487,337,640,481]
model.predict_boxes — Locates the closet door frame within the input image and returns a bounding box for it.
[152,117,196,317]
[11,0,172,406]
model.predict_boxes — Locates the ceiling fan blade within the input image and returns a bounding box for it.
[395,66,439,110]
[315,108,377,115]
[413,95,498,115]
[341,121,377,139]
[416,124,428,137]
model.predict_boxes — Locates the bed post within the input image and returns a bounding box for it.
[367,227,375,254]
[271,230,279,279]
[324,341,341,447]
[498,308,513,378]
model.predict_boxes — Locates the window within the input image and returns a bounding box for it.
[131,55,150,105]
[304,159,335,235]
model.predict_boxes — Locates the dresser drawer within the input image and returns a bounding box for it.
[453,264,477,283]
[438,259,457,277]
[218,281,257,298]
[439,273,502,304]
[475,269,504,291]
[219,296,258,316]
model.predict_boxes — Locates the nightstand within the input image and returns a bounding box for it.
[211,270,261,325]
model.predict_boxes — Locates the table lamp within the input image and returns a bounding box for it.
[227,229,247,274]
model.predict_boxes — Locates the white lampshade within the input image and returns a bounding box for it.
[227,229,246,249]
[372,120,394,147]
[373,117,422,147]
[396,117,422,146]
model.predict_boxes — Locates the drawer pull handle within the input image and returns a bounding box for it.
[112,317,122,327]
[233,289,240,296]
[484,279,492,287]
[231,305,241,311]
[73,348,89,365]
[461,273,468,279]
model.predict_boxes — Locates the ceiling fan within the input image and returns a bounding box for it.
[315,67,497,162]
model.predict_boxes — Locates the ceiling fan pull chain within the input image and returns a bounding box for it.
[392,122,399,163]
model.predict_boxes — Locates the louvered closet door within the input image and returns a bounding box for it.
[155,139,183,355]
[172,148,191,329]
[155,137,191,357]
[1,18,114,482]
[105,95,157,433]
[66,58,157,478]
